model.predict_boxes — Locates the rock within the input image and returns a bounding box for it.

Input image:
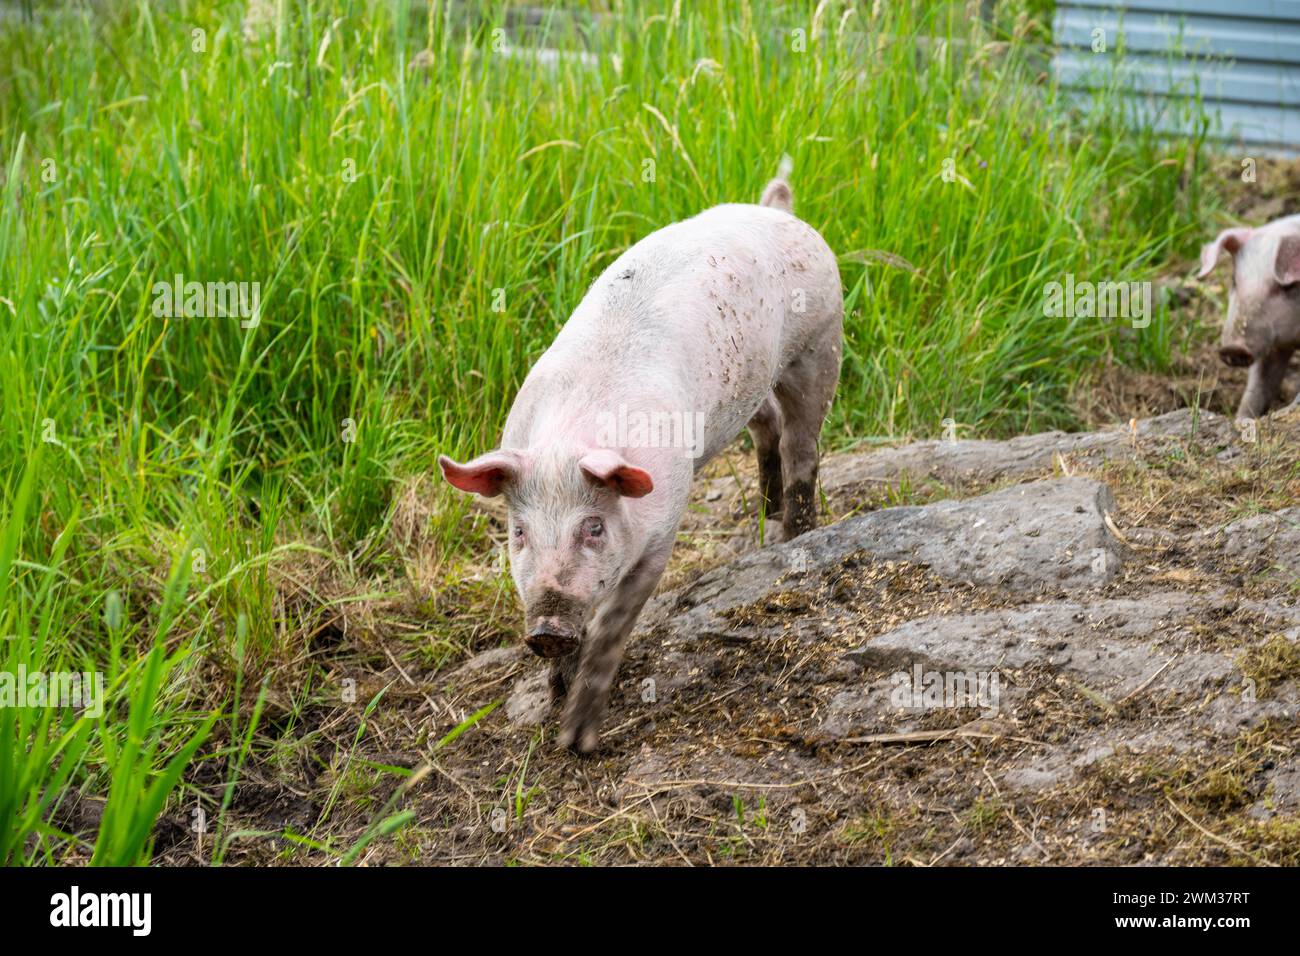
[1217,507,1300,576]
[683,410,1235,564]
[1249,759,1300,819]
[821,408,1236,499]
[1125,527,1181,550]
[843,592,1236,700]
[651,477,1123,636]
[820,684,902,739]
[445,645,525,680]
[1001,742,1123,793]
[1196,687,1296,737]
[821,586,1300,762]
[618,741,821,803]
[504,669,552,726]
[1016,841,1048,862]
[1002,764,1063,790]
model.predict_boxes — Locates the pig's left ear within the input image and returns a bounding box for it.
[579,450,654,498]
[1197,227,1253,278]
[438,450,523,497]
[1273,233,1300,285]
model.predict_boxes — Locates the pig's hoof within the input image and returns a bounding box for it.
[557,709,603,755]
[556,723,601,755]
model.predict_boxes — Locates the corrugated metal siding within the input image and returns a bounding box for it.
[1053,0,1300,151]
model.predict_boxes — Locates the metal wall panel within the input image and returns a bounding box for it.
[1053,1,1300,150]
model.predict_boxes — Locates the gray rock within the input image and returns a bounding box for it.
[1002,764,1064,790]
[820,684,904,739]
[821,408,1235,499]
[651,477,1123,637]
[618,741,821,801]
[1125,527,1182,550]
[1217,507,1300,577]
[821,585,1300,768]
[444,645,525,680]
[843,592,1236,699]
[1249,759,1300,819]
[504,669,552,726]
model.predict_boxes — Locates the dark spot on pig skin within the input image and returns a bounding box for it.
[616,268,635,280]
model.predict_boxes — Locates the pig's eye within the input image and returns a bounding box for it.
[582,517,605,539]
[512,525,525,543]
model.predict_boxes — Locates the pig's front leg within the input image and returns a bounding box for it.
[1238,349,1293,418]
[557,542,672,754]
[548,652,580,702]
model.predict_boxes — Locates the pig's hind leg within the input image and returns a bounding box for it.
[557,542,673,754]
[747,396,784,520]
[774,327,841,540]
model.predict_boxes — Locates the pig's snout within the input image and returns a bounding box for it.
[1218,345,1253,368]
[525,620,581,659]
[524,589,586,658]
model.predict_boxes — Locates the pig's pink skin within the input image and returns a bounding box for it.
[1200,215,1300,417]
[447,185,843,753]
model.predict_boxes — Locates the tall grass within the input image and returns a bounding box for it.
[0,0,1208,863]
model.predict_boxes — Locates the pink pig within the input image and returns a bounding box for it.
[440,161,843,753]
[1199,215,1300,418]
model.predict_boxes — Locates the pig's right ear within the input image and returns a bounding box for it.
[438,451,522,497]
[1197,227,1253,278]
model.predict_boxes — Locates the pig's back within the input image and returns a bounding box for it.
[580,205,833,365]
[507,203,840,454]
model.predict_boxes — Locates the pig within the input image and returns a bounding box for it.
[439,160,843,753]
[1198,215,1300,418]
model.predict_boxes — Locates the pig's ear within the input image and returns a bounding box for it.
[1197,227,1252,278]
[1273,233,1300,285]
[579,450,654,498]
[438,451,522,497]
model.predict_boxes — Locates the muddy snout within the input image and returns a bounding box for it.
[1218,344,1253,368]
[524,590,585,658]
[525,620,582,658]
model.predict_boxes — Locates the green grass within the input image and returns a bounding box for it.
[0,0,1213,864]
